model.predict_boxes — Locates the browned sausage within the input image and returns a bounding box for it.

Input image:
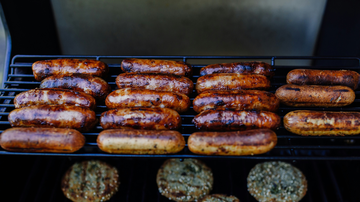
[8,105,97,132]
[105,88,190,113]
[32,59,109,81]
[14,88,96,109]
[188,129,277,156]
[115,73,194,95]
[121,58,192,77]
[100,108,181,130]
[39,74,111,100]
[287,69,360,90]
[0,127,85,153]
[196,73,271,94]
[200,61,274,77]
[284,110,360,136]
[192,109,281,131]
[275,84,355,107]
[193,90,279,113]
[97,129,185,154]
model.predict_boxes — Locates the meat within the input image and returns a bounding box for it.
[200,61,274,77]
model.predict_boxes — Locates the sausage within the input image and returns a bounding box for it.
[188,129,277,155]
[284,110,360,136]
[275,84,355,107]
[287,69,360,90]
[105,88,190,113]
[193,90,279,113]
[39,74,111,100]
[100,107,181,130]
[8,105,97,132]
[0,127,85,153]
[14,88,96,109]
[97,129,185,154]
[192,109,281,131]
[196,73,271,94]
[32,59,109,81]
[115,73,194,95]
[121,58,192,77]
[200,61,274,77]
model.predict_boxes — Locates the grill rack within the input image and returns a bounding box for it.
[0,55,360,160]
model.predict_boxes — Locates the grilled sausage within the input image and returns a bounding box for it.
[193,90,279,113]
[100,108,181,130]
[287,69,360,90]
[200,61,274,77]
[32,59,109,81]
[115,73,194,95]
[97,129,185,154]
[40,74,111,100]
[8,105,97,132]
[275,84,355,107]
[105,88,190,113]
[196,73,271,94]
[121,58,192,77]
[192,109,281,131]
[188,129,277,155]
[14,88,96,109]
[0,127,85,153]
[284,110,360,136]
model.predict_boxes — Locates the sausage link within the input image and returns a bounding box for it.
[200,61,274,77]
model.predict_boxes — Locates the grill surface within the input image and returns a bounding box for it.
[0,55,360,160]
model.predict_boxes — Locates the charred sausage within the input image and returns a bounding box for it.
[8,105,97,132]
[97,129,185,154]
[0,127,85,153]
[200,61,274,77]
[105,88,190,113]
[32,59,108,81]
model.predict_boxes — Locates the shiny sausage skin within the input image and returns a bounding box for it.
[188,129,277,156]
[287,69,360,90]
[121,58,192,77]
[8,105,97,132]
[115,73,194,95]
[200,61,274,77]
[193,90,279,113]
[275,84,355,107]
[14,88,96,109]
[192,109,281,131]
[32,59,109,81]
[100,108,181,130]
[97,129,185,154]
[0,127,85,153]
[284,110,360,136]
[40,74,111,100]
[105,88,190,113]
[196,73,271,94]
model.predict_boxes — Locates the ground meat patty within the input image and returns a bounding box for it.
[156,158,214,202]
[198,194,240,202]
[61,160,120,202]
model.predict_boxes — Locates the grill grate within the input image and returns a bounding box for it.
[0,55,360,160]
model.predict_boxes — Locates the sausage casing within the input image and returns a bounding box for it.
[200,61,274,77]
[32,59,109,81]
[0,127,85,153]
[97,129,185,154]
[192,109,281,131]
[105,88,190,113]
[287,69,360,90]
[115,73,194,95]
[284,110,360,136]
[8,105,97,132]
[188,129,277,155]
[193,90,279,113]
[196,73,271,94]
[275,84,355,107]
[14,88,96,109]
[100,108,181,130]
[121,58,192,77]
[40,74,111,100]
